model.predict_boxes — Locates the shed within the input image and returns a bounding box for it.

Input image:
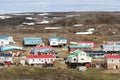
[23,37,43,46]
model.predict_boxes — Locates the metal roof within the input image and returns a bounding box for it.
[0,53,12,57]
[0,45,25,51]
[27,54,54,58]
[85,51,105,54]
[105,55,120,59]
[23,37,42,40]
[0,36,10,39]
[69,45,90,48]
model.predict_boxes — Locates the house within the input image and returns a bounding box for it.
[0,36,15,46]
[66,50,92,68]
[23,37,43,46]
[26,54,55,66]
[70,41,95,48]
[68,45,91,53]
[102,45,120,52]
[0,45,26,57]
[0,53,13,66]
[85,50,105,59]
[31,45,60,58]
[48,36,67,47]
[102,41,120,55]
[105,55,120,69]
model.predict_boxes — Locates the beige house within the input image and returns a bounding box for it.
[105,55,120,69]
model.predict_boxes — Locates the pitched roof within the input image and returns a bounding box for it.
[27,55,54,58]
[0,36,10,39]
[69,45,90,48]
[68,54,75,58]
[23,37,42,41]
[105,55,120,59]
[0,45,25,51]
[68,50,83,58]
[33,46,53,49]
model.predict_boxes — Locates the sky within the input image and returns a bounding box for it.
[0,0,120,14]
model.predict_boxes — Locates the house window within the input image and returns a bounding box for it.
[41,60,44,62]
[44,59,46,61]
[51,59,53,62]
[111,59,113,62]
[33,59,35,62]
[81,58,84,60]
[1,42,3,44]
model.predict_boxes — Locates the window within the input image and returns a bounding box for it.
[44,59,46,61]
[41,60,44,62]
[111,59,113,62]
[33,59,35,62]
[81,58,84,60]
[1,42,3,44]
[51,59,53,62]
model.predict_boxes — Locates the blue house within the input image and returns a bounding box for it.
[48,36,67,46]
[23,37,43,46]
[0,45,26,57]
[31,45,60,58]
[102,45,120,52]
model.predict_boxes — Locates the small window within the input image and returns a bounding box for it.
[33,59,34,62]
[112,59,113,62]
[51,59,53,62]
[45,59,46,61]
[81,58,84,60]
[41,60,44,62]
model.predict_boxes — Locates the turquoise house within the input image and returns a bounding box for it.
[23,37,43,46]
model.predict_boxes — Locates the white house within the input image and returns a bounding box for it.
[105,55,120,69]
[0,53,13,65]
[67,50,92,63]
[0,36,15,46]
[49,36,67,46]
[26,54,55,65]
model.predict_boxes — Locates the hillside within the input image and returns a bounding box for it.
[0,66,120,80]
[0,12,120,46]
